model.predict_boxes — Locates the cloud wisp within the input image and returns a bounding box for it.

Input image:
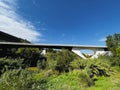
[0,0,41,43]
[99,37,106,42]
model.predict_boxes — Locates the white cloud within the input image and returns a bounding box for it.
[0,0,41,43]
[99,37,106,42]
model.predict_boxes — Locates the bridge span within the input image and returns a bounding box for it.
[0,42,109,59]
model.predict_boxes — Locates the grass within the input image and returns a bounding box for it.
[47,70,87,90]
[27,67,39,71]
[88,67,120,90]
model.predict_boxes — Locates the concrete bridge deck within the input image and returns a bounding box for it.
[0,42,108,50]
[0,42,109,59]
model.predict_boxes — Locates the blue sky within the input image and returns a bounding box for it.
[1,0,120,45]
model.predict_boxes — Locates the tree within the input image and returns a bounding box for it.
[106,33,120,66]
[55,49,75,72]
[16,48,43,67]
[106,33,120,56]
[46,49,76,72]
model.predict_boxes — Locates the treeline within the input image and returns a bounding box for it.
[0,33,120,89]
[106,33,120,66]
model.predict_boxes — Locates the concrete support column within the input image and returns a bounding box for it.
[91,50,108,59]
[72,48,109,59]
[72,48,87,59]
[41,48,46,55]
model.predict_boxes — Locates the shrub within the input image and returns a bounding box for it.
[46,52,58,70]
[86,59,111,78]
[47,70,93,90]
[70,58,86,70]
[0,48,17,58]
[16,48,43,67]
[0,58,23,74]
[0,69,47,90]
[69,58,112,78]
[46,49,75,72]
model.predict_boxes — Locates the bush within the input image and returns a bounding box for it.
[70,58,111,78]
[0,48,17,58]
[70,58,86,70]
[46,52,58,70]
[0,58,23,74]
[55,49,74,72]
[0,69,47,90]
[46,49,76,72]
[86,59,111,78]
[16,48,43,67]
[47,70,93,90]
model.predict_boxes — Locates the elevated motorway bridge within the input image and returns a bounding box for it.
[0,42,109,59]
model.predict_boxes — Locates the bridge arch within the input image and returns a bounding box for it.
[72,48,108,59]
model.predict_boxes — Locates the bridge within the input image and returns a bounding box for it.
[0,42,109,59]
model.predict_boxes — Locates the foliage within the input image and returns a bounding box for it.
[0,56,119,90]
[106,33,120,66]
[55,49,75,72]
[86,59,111,78]
[102,46,120,66]
[0,63,119,90]
[46,48,54,53]
[88,76,114,90]
[88,69,120,90]
[106,33,120,56]
[0,58,23,74]
[116,47,120,57]
[0,48,17,58]
[46,51,58,70]
[47,70,93,90]
[70,58,87,70]
[34,69,58,81]
[0,69,47,90]
[70,58,111,78]
[37,57,46,69]
[16,48,43,67]
[46,49,76,72]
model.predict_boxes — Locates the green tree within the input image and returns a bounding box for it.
[46,49,76,72]
[106,33,120,66]
[106,33,120,56]
[16,48,43,67]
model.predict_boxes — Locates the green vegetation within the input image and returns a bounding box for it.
[46,49,76,72]
[16,48,43,67]
[106,34,120,66]
[0,33,120,90]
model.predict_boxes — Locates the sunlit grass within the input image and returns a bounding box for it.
[27,67,39,71]
[88,68,120,90]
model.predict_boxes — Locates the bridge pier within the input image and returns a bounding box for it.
[91,50,106,59]
[41,48,46,55]
[72,48,87,59]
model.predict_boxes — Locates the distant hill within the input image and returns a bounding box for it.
[0,31,30,43]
